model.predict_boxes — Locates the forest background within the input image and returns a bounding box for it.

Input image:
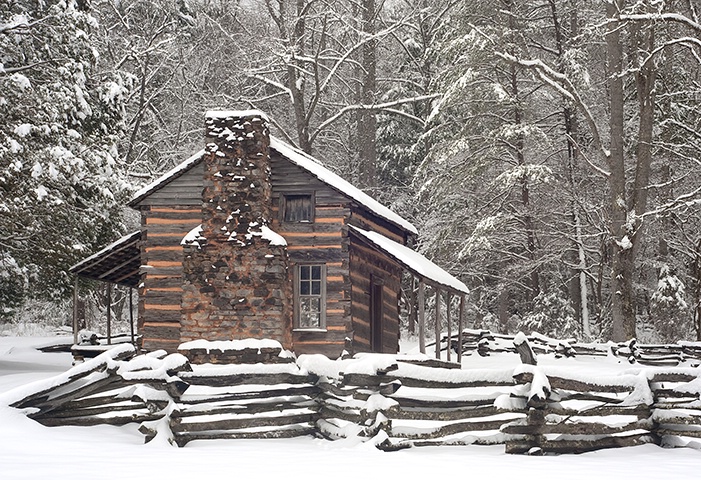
[2,0,701,344]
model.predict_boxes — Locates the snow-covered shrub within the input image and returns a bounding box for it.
[520,290,579,339]
[650,265,690,342]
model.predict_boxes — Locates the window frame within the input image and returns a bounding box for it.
[293,263,327,331]
[281,193,315,224]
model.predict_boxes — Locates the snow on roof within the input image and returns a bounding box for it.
[128,149,205,207]
[205,109,270,122]
[127,125,417,236]
[348,225,469,294]
[269,136,417,235]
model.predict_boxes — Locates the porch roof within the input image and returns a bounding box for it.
[69,231,141,288]
[348,225,469,295]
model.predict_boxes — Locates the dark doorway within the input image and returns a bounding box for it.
[370,278,384,352]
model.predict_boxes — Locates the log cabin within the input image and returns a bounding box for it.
[70,110,468,360]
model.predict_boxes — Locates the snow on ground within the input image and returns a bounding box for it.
[1,335,700,480]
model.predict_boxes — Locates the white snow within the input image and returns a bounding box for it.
[348,225,468,294]
[205,110,270,122]
[178,338,283,353]
[258,225,287,246]
[2,336,701,478]
[181,224,204,246]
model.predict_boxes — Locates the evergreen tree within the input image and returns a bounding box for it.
[0,0,129,316]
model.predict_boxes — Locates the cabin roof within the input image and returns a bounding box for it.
[348,225,469,295]
[127,136,417,236]
[69,231,141,288]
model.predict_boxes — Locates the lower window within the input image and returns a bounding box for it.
[295,264,326,329]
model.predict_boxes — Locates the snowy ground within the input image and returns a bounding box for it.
[1,335,700,479]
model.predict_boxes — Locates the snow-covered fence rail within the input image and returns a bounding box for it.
[439,330,701,367]
[169,363,319,446]
[649,370,701,446]
[5,340,701,454]
[308,355,526,449]
[5,345,190,427]
[503,366,657,454]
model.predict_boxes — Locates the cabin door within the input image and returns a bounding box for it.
[370,278,384,353]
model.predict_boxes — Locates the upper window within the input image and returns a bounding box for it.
[295,264,326,329]
[283,194,313,223]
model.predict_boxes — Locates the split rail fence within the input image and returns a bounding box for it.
[5,339,701,454]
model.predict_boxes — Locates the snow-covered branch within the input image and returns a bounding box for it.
[620,13,701,33]
[245,73,293,102]
[310,94,440,143]
[496,52,610,169]
[639,185,701,219]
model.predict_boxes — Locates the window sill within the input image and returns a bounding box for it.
[293,328,327,333]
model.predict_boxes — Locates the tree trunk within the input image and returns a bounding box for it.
[358,0,377,188]
[606,0,635,342]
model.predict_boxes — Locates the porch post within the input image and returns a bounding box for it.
[418,280,426,354]
[458,294,465,361]
[408,276,416,335]
[129,287,135,344]
[106,282,112,345]
[435,287,441,359]
[446,291,452,362]
[72,277,78,346]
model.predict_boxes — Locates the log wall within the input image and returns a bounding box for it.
[139,204,201,352]
[270,151,351,358]
[348,234,402,354]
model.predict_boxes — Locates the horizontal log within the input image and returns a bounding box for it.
[392,418,510,439]
[179,385,320,404]
[31,401,153,420]
[389,405,503,422]
[548,403,650,419]
[35,411,164,427]
[515,372,635,393]
[171,411,317,433]
[179,372,318,387]
[390,396,497,409]
[501,419,652,436]
[173,424,316,447]
[343,372,513,389]
[174,399,316,418]
[505,433,657,455]
[656,428,701,438]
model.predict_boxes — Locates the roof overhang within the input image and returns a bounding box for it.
[348,225,469,295]
[70,231,141,288]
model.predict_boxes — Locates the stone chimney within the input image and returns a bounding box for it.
[180,111,292,354]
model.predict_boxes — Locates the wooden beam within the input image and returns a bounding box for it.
[458,294,465,362]
[72,277,78,346]
[129,288,135,345]
[409,276,416,335]
[418,281,425,354]
[446,291,452,362]
[435,287,441,359]
[106,283,112,345]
